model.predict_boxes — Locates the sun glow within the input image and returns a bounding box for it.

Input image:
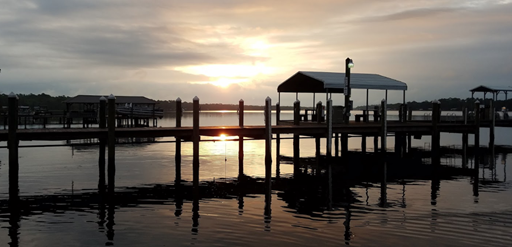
[212,133,238,142]
[174,38,277,88]
[175,63,274,87]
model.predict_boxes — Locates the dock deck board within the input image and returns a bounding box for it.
[0,120,477,141]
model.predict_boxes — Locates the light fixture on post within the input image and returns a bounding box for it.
[344,58,354,124]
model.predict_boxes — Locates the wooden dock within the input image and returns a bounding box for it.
[0,121,477,141]
[3,94,508,210]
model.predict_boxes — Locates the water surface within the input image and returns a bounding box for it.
[0,111,511,246]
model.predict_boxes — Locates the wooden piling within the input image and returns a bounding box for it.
[401,104,408,156]
[489,99,495,148]
[316,101,322,124]
[193,96,200,194]
[474,100,480,196]
[474,101,481,155]
[264,97,272,203]
[238,99,244,178]
[394,105,402,156]
[341,133,348,156]
[175,98,182,184]
[462,107,468,168]
[276,102,280,178]
[361,134,366,154]
[98,96,107,192]
[335,133,339,157]
[8,93,19,202]
[315,135,321,176]
[380,99,387,205]
[432,101,441,166]
[374,135,378,153]
[107,94,116,194]
[293,100,300,177]
[326,99,333,210]
[407,108,412,152]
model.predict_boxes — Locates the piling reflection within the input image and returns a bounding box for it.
[97,190,106,233]
[8,200,20,247]
[343,190,353,244]
[473,152,480,198]
[105,191,116,245]
[430,158,441,206]
[502,153,507,182]
[264,196,271,232]
[174,186,183,218]
[191,198,200,235]
[238,192,244,216]
[1,140,511,246]
[401,182,406,208]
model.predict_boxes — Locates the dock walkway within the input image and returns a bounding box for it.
[0,121,477,141]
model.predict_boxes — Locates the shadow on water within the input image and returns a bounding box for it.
[0,145,510,246]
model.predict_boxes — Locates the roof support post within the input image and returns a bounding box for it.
[403,90,406,104]
[366,89,370,113]
[313,93,316,111]
[344,57,353,124]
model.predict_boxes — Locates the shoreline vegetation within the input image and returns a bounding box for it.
[1,93,511,112]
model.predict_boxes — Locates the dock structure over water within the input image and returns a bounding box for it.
[2,91,512,213]
[64,94,162,128]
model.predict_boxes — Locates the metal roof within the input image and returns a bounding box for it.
[65,95,157,104]
[469,85,512,93]
[277,71,407,93]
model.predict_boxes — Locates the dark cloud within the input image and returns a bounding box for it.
[0,0,511,105]
[363,7,463,22]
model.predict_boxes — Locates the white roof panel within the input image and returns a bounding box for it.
[301,71,407,91]
[277,71,407,93]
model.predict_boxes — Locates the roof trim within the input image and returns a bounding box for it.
[277,71,407,93]
[64,95,157,104]
[469,85,512,93]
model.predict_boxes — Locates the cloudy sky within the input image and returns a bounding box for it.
[1,0,511,106]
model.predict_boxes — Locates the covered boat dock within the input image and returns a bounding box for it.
[277,71,408,122]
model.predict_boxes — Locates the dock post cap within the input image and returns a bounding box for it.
[176,97,181,102]
[475,100,480,104]
[294,99,300,104]
[8,92,18,99]
[317,101,322,105]
[239,99,244,102]
[193,96,199,101]
[99,96,107,101]
[433,100,440,104]
[381,99,386,103]
[265,96,271,102]
[108,94,116,100]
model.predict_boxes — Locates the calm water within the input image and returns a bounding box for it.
[0,110,511,246]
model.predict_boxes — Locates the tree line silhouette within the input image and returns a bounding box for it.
[1,94,510,112]
[356,97,512,111]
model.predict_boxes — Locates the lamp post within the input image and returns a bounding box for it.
[344,58,354,123]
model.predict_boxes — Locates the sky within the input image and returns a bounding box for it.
[1,0,512,106]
